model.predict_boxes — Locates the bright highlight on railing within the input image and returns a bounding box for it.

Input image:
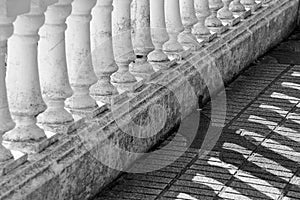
[0,0,269,176]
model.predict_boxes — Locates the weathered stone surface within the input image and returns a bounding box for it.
[0,0,298,199]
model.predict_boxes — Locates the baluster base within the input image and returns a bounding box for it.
[112,80,145,94]
[244,1,262,12]
[163,41,184,54]
[208,24,229,35]
[0,152,27,176]
[165,48,193,62]
[234,10,251,19]
[178,32,203,51]
[37,109,74,126]
[90,79,119,105]
[251,1,262,12]
[195,32,218,43]
[130,56,155,79]
[221,16,241,26]
[2,134,58,154]
[66,103,108,119]
[149,60,176,71]
[148,50,172,70]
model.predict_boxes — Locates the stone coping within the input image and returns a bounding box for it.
[0,0,298,199]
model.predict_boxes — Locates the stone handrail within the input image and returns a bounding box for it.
[0,0,297,199]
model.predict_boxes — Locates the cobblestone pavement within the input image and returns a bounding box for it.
[94,28,300,200]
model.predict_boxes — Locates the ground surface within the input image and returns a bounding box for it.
[94,27,300,200]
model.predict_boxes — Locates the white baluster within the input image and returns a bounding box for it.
[38,0,74,125]
[148,0,170,70]
[90,0,118,104]
[218,0,233,20]
[230,0,250,19]
[66,0,99,109]
[163,0,184,59]
[241,0,261,11]
[4,0,57,151]
[230,0,245,13]
[130,0,155,79]
[193,0,216,42]
[0,16,15,163]
[178,0,200,50]
[218,0,241,26]
[0,0,31,165]
[112,0,137,91]
[241,0,256,7]
[206,0,227,34]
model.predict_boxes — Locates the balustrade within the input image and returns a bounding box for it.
[0,0,273,173]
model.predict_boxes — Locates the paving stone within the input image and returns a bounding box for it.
[183,169,234,180]
[112,185,162,195]
[247,160,295,173]
[122,179,168,190]
[102,191,157,200]
[189,164,238,175]
[229,179,284,195]
[282,196,300,200]
[164,187,216,198]
[287,191,300,198]
[241,165,293,178]
[221,186,280,199]
[124,174,173,184]
[236,170,290,183]
[233,174,287,189]
[194,159,239,170]
[163,191,216,199]
[173,179,224,191]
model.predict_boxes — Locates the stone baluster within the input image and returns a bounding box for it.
[0,0,30,163]
[148,0,170,70]
[229,0,246,14]
[130,0,155,79]
[193,0,216,42]
[66,0,99,109]
[38,0,74,126]
[0,40,13,162]
[218,0,233,20]
[112,0,137,91]
[90,0,119,103]
[163,0,184,59]
[4,0,57,150]
[241,0,260,11]
[218,0,242,26]
[241,0,256,7]
[178,0,200,50]
[0,28,14,162]
[206,0,227,33]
